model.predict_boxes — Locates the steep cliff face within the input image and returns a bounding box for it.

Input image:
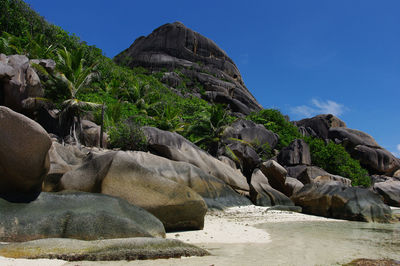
[114,22,262,115]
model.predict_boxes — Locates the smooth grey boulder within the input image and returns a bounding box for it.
[284,177,304,197]
[218,155,238,170]
[259,160,287,193]
[43,141,87,191]
[328,126,400,175]
[328,127,380,148]
[0,192,165,242]
[0,237,209,261]
[250,169,294,206]
[0,54,44,113]
[285,165,351,186]
[352,145,400,175]
[219,119,279,179]
[374,178,400,207]
[224,142,261,181]
[46,145,250,210]
[142,126,249,192]
[291,183,392,222]
[0,106,51,201]
[81,119,108,148]
[295,114,346,139]
[57,151,207,231]
[120,151,251,209]
[277,139,311,166]
[114,22,262,115]
[221,119,279,150]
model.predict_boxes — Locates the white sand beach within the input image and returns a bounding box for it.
[166,205,340,244]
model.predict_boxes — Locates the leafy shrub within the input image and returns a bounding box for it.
[184,104,235,155]
[247,109,301,150]
[108,121,148,151]
[305,137,371,187]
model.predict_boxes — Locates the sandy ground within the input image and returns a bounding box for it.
[0,206,348,265]
[167,205,340,244]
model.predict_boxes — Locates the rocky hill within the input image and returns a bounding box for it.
[114,22,262,116]
[0,1,400,260]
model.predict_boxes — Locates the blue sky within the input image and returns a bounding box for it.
[25,0,400,156]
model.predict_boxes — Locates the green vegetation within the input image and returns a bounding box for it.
[185,104,235,155]
[247,109,301,149]
[108,122,148,151]
[0,0,223,148]
[1,0,372,187]
[305,137,370,187]
[247,109,370,186]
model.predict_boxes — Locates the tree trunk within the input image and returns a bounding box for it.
[77,114,85,146]
[100,103,105,148]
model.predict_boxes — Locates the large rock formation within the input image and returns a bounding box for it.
[295,114,346,139]
[277,139,311,166]
[329,127,400,175]
[0,192,165,242]
[0,106,51,202]
[285,165,351,186]
[57,151,207,231]
[0,54,47,114]
[249,169,294,207]
[124,151,251,209]
[44,141,87,191]
[218,119,279,179]
[142,126,249,192]
[45,142,250,209]
[295,114,400,176]
[259,160,288,193]
[114,22,262,115]
[291,183,392,222]
[373,177,400,207]
[221,119,279,150]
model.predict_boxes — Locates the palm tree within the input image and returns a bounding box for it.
[54,46,101,143]
[186,104,231,155]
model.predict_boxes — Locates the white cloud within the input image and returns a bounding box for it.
[290,105,315,117]
[291,98,346,118]
[390,144,400,157]
[311,99,345,116]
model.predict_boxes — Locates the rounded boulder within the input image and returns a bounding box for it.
[0,106,51,201]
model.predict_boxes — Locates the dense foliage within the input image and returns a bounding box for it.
[305,137,371,187]
[247,109,370,186]
[0,0,226,149]
[247,109,301,149]
[1,0,372,187]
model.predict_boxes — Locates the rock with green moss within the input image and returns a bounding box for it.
[0,237,209,261]
[0,192,165,242]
